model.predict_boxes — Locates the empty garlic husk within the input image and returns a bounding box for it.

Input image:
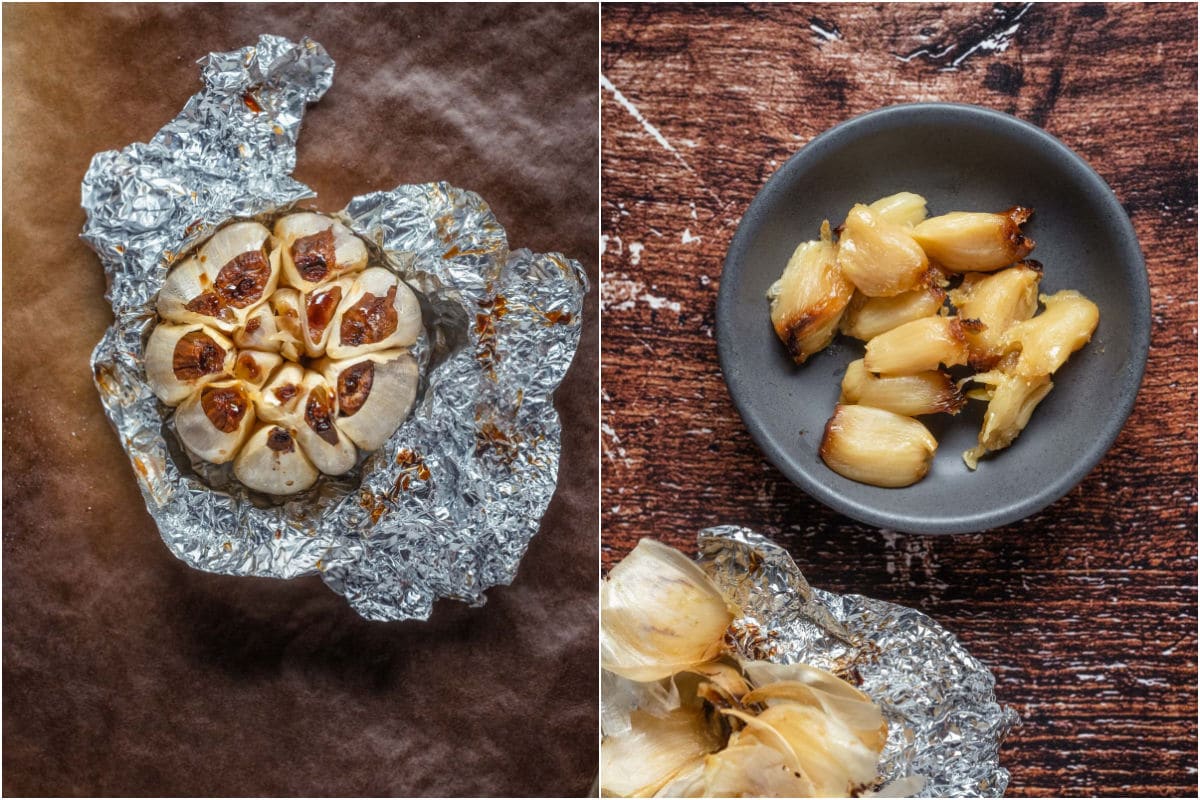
[600,706,722,798]
[863,315,978,375]
[840,358,964,417]
[767,220,853,364]
[836,204,929,298]
[255,363,307,424]
[299,277,354,358]
[233,423,319,495]
[315,349,419,451]
[962,371,1054,469]
[273,212,368,291]
[912,207,1035,272]
[230,349,282,388]
[293,371,358,475]
[145,322,236,406]
[949,262,1042,369]
[174,380,256,464]
[326,267,423,359]
[268,288,305,362]
[1002,290,1100,377]
[867,191,928,228]
[601,538,734,682]
[820,404,937,487]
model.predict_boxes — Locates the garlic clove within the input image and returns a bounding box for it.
[145,322,236,406]
[839,281,947,342]
[912,207,1035,272]
[273,212,368,291]
[233,423,319,495]
[157,255,238,331]
[325,267,423,359]
[840,358,964,417]
[299,277,354,358]
[255,363,307,424]
[862,315,977,375]
[268,288,305,362]
[867,191,928,228]
[314,349,419,451]
[601,539,734,682]
[293,371,358,475]
[1002,290,1100,377]
[836,204,929,298]
[949,261,1042,368]
[600,706,721,798]
[231,349,282,388]
[174,380,255,464]
[233,303,283,353]
[962,371,1054,469]
[820,404,937,487]
[767,220,854,364]
[197,221,279,317]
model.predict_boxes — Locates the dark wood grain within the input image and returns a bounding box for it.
[601,3,1196,796]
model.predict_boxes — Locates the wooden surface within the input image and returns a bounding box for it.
[601,3,1196,797]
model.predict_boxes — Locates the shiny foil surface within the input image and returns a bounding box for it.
[698,526,1018,797]
[80,35,587,621]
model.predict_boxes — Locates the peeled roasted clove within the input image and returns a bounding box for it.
[293,371,358,475]
[767,221,853,364]
[273,212,368,291]
[962,371,1054,469]
[867,191,928,228]
[174,380,255,464]
[912,207,1035,272]
[819,404,937,487]
[949,262,1042,369]
[840,359,964,417]
[862,316,978,375]
[315,349,419,451]
[835,204,929,297]
[601,538,734,682]
[1002,290,1100,377]
[326,267,423,359]
[145,322,236,405]
[233,423,319,495]
[838,281,947,342]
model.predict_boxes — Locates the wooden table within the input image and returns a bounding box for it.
[601,3,1197,796]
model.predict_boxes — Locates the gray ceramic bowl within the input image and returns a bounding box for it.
[717,103,1149,534]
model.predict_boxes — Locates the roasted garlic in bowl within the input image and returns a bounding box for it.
[147,212,422,495]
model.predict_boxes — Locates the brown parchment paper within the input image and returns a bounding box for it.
[2,3,598,796]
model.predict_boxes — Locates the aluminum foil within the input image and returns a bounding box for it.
[80,35,587,621]
[602,528,1018,797]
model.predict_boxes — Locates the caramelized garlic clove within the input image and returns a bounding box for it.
[867,191,928,228]
[293,371,358,475]
[198,221,279,319]
[233,424,319,495]
[819,404,937,487]
[315,350,419,451]
[231,349,282,388]
[838,281,947,341]
[962,371,1054,469]
[767,220,853,364]
[233,303,283,353]
[174,380,255,464]
[912,207,1035,272]
[273,212,368,292]
[949,261,1042,369]
[255,363,307,424]
[145,322,236,406]
[326,267,423,359]
[299,277,354,358]
[268,288,305,362]
[862,316,978,375]
[1002,290,1100,377]
[157,256,237,331]
[601,539,733,682]
[840,358,964,416]
[835,204,929,297]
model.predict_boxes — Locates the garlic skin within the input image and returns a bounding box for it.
[767,221,854,364]
[174,380,255,464]
[600,706,721,798]
[819,404,937,488]
[293,371,358,475]
[601,538,733,682]
[231,350,282,388]
[867,191,928,229]
[299,277,354,358]
[1002,290,1100,377]
[912,207,1035,272]
[145,322,236,406]
[840,359,964,417]
[839,282,947,342]
[962,371,1054,469]
[315,350,419,451]
[326,267,424,359]
[836,204,929,298]
[273,212,368,291]
[949,262,1042,369]
[233,424,319,495]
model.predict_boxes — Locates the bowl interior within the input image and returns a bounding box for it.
[718,104,1148,533]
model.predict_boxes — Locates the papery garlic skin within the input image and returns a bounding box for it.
[767,221,853,364]
[912,207,1034,272]
[962,371,1054,469]
[315,350,419,451]
[600,707,721,798]
[174,380,255,464]
[839,282,947,342]
[836,204,929,298]
[233,424,319,495]
[819,404,937,488]
[273,212,368,292]
[326,267,424,359]
[1002,290,1100,378]
[145,322,236,405]
[840,359,964,417]
[862,316,977,375]
[601,539,733,682]
[949,262,1042,369]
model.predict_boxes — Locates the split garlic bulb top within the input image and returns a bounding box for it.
[145,213,424,496]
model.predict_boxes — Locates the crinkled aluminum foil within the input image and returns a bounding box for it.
[697,526,1018,797]
[80,35,587,621]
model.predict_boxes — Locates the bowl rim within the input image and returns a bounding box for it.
[716,101,1150,534]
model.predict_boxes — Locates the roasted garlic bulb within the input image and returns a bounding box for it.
[767,221,853,364]
[601,540,893,798]
[146,214,424,495]
[912,207,1035,272]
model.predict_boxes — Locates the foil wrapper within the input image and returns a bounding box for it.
[604,528,1018,797]
[80,35,587,621]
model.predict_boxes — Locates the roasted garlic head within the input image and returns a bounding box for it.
[148,213,423,495]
